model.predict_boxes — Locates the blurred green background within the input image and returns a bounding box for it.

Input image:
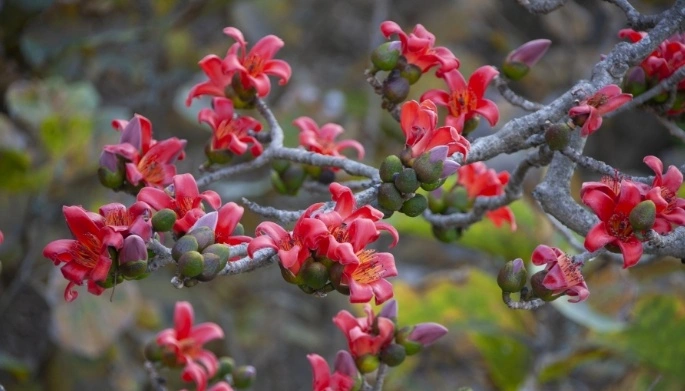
[1,0,684,390]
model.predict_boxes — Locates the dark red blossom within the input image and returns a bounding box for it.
[43,206,123,301]
[199,97,264,157]
[223,27,292,98]
[294,117,365,161]
[643,155,685,228]
[531,245,589,303]
[380,21,459,74]
[156,301,224,391]
[400,99,470,160]
[98,201,152,242]
[420,66,499,131]
[137,174,221,235]
[568,85,632,137]
[457,162,516,230]
[103,115,186,188]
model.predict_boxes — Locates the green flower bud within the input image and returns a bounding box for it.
[629,200,656,231]
[400,194,428,217]
[196,252,221,282]
[204,142,234,165]
[178,251,204,278]
[271,170,288,194]
[183,278,199,288]
[144,340,163,362]
[400,63,422,85]
[463,117,480,136]
[431,225,461,243]
[378,183,404,211]
[189,226,215,252]
[395,327,422,355]
[216,356,236,379]
[279,263,304,285]
[301,259,329,290]
[298,284,315,294]
[152,208,178,232]
[379,155,404,183]
[172,235,199,262]
[421,179,444,191]
[394,168,420,194]
[355,354,380,374]
[281,164,307,195]
[399,147,415,167]
[371,42,401,71]
[544,123,572,151]
[413,153,443,184]
[497,259,527,293]
[501,61,530,81]
[444,187,470,212]
[380,343,406,367]
[202,244,230,268]
[232,365,257,389]
[98,167,124,190]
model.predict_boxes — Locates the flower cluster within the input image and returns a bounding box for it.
[307,299,447,386]
[186,27,291,106]
[99,114,187,191]
[619,29,685,116]
[146,301,255,391]
[581,156,685,268]
[249,183,399,304]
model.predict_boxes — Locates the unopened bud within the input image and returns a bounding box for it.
[188,226,215,251]
[414,148,446,184]
[178,251,204,278]
[379,154,404,183]
[544,123,572,151]
[144,340,163,362]
[196,252,221,282]
[431,225,461,243]
[118,235,149,279]
[334,350,358,378]
[172,235,199,261]
[204,142,234,165]
[371,41,401,71]
[378,183,404,211]
[395,326,422,356]
[152,208,177,232]
[329,262,350,295]
[408,322,448,346]
[355,354,380,374]
[421,179,444,192]
[399,63,422,85]
[629,200,656,231]
[202,243,230,270]
[503,39,551,81]
[380,343,406,367]
[382,73,410,104]
[463,117,480,136]
[623,67,647,96]
[497,258,527,293]
[378,299,398,322]
[271,159,290,174]
[217,356,236,378]
[232,365,256,389]
[394,168,420,194]
[301,259,329,290]
[280,164,307,195]
[400,194,428,217]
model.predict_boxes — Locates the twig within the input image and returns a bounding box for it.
[559,147,650,183]
[145,361,167,391]
[515,0,570,14]
[502,292,546,310]
[603,0,663,30]
[609,66,685,117]
[371,364,389,391]
[494,75,545,112]
[545,214,585,252]
[219,248,277,275]
[242,198,304,224]
[655,116,685,143]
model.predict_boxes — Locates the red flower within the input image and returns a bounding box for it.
[156,301,224,391]
[223,27,292,98]
[43,206,123,301]
[307,351,357,391]
[380,21,459,74]
[643,155,685,227]
[199,97,264,157]
[137,174,222,235]
[568,85,632,137]
[620,29,685,86]
[98,201,152,242]
[457,162,516,230]
[248,211,329,275]
[531,245,589,303]
[333,305,394,359]
[186,54,235,106]
[420,66,499,131]
[333,219,398,304]
[215,203,252,246]
[582,179,650,268]
[399,100,470,159]
[294,117,365,161]
[103,115,187,188]
[0,230,4,245]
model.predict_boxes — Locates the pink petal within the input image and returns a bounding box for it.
[250,35,284,61]
[348,279,374,304]
[419,89,450,107]
[581,189,616,221]
[617,238,643,268]
[307,354,332,390]
[371,278,394,305]
[137,187,174,211]
[584,222,616,251]
[263,59,292,85]
[468,65,498,98]
[474,98,499,127]
[174,301,195,340]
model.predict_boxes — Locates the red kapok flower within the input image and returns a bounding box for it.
[333,219,398,304]
[0,230,4,245]
[294,117,365,161]
[43,206,123,301]
[420,66,499,131]
[137,174,221,235]
[186,54,234,106]
[199,97,264,157]
[643,155,685,227]
[568,85,632,137]
[98,201,152,242]
[531,245,589,303]
[457,162,516,230]
[333,305,395,359]
[156,301,224,391]
[223,27,292,98]
[103,114,187,188]
[400,100,470,159]
[307,351,357,391]
[582,179,652,268]
[380,21,459,74]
